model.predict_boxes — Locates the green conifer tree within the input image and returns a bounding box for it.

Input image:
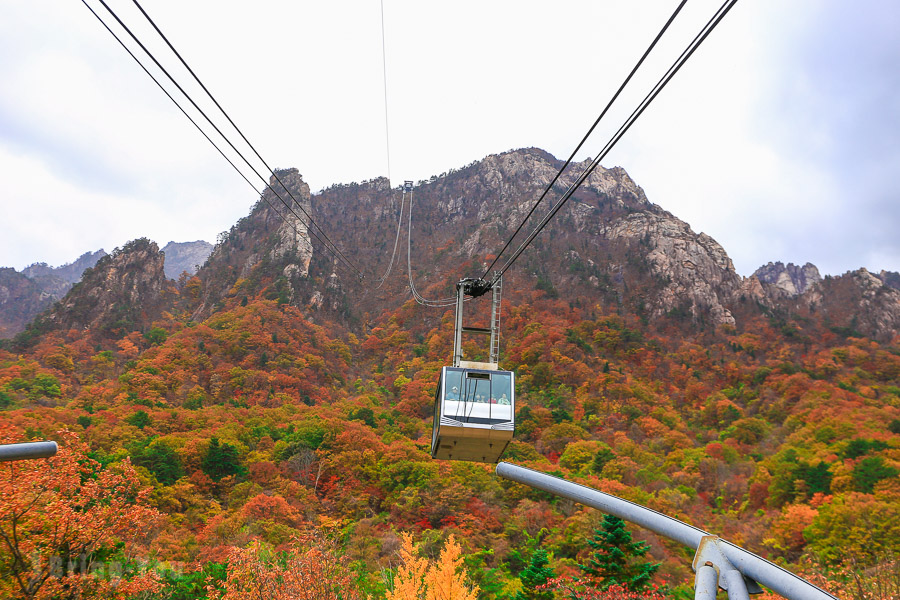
[580,514,659,590]
[201,437,245,481]
[515,548,555,600]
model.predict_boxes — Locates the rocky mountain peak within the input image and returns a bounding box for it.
[752,261,822,297]
[21,249,107,300]
[192,169,314,319]
[473,148,649,213]
[30,238,174,336]
[161,240,213,280]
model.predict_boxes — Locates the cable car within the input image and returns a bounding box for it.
[431,276,515,463]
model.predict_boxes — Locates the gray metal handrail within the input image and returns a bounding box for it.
[0,441,58,462]
[496,462,837,600]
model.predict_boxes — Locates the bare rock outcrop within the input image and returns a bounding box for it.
[753,261,822,298]
[35,238,173,335]
[161,241,213,279]
[603,213,741,325]
[194,169,315,319]
[264,169,313,276]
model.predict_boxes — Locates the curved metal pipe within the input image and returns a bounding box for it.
[495,462,836,600]
[0,441,58,462]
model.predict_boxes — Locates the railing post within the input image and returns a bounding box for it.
[695,564,718,600]
[725,570,751,600]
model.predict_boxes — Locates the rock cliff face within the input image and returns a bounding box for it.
[34,239,174,335]
[453,150,745,325]
[193,168,317,319]
[0,250,106,338]
[603,213,740,325]
[753,262,822,298]
[22,250,107,299]
[161,241,213,279]
[0,269,51,338]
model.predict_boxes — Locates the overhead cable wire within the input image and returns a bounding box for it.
[93,0,346,273]
[480,0,688,281]
[488,0,739,285]
[127,0,361,278]
[79,0,331,277]
[404,188,462,307]
[379,0,392,187]
[89,0,363,278]
[374,192,405,289]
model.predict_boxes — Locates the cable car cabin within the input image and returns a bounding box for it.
[431,365,514,463]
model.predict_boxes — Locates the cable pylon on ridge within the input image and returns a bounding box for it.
[79,0,346,279]
[486,0,739,287]
[480,0,688,282]
[127,0,361,279]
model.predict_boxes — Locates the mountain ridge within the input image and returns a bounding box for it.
[4,147,900,343]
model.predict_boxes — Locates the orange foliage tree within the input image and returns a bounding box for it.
[541,580,669,600]
[209,532,360,600]
[0,425,160,600]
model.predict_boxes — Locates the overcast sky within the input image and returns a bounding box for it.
[1,0,898,277]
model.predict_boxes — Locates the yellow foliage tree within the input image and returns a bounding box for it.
[388,533,479,600]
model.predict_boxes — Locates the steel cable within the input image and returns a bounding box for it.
[79,0,346,278]
[90,0,364,278]
[374,191,405,289]
[128,0,361,278]
[480,0,689,281]
[488,0,740,285]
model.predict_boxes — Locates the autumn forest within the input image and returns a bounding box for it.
[2,154,900,599]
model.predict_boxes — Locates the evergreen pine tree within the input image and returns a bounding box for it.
[580,514,659,590]
[201,437,245,481]
[515,548,555,600]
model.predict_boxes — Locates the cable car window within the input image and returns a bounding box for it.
[432,369,444,451]
[490,372,511,405]
[463,373,491,404]
[443,369,463,402]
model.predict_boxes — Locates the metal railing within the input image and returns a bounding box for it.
[496,462,837,600]
[0,441,58,462]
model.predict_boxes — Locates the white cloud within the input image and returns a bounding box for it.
[0,0,897,276]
